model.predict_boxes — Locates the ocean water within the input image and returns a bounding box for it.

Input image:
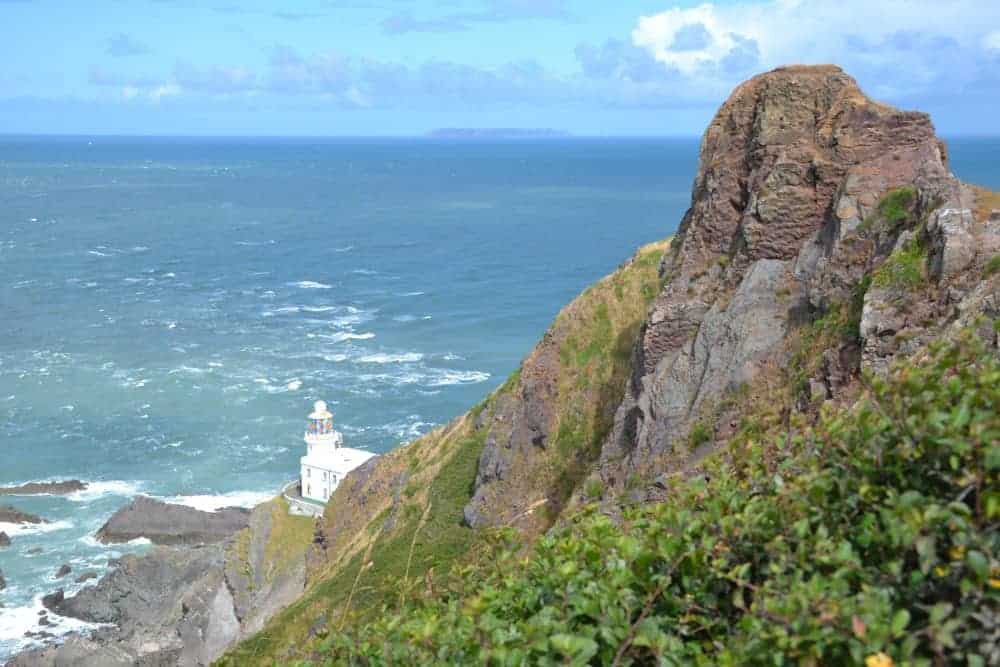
[1,135,997,657]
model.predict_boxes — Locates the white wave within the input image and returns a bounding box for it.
[427,370,491,387]
[0,596,103,656]
[286,379,303,391]
[322,353,349,362]
[357,352,424,364]
[131,246,149,252]
[0,520,74,536]
[290,281,333,290]
[168,365,208,375]
[161,490,273,512]
[326,331,375,343]
[67,480,144,502]
[352,269,378,276]
[333,245,354,252]
[442,353,464,361]
[87,250,111,257]
[301,305,336,313]
[398,291,425,297]
[393,315,417,322]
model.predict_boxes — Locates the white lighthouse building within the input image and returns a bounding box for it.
[286,400,375,516]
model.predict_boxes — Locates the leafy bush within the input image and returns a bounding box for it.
[878,187,917,227]
[313,334,999,666]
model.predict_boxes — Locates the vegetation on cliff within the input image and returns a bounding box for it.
[217,241,669,665]
[309,334,1000,666]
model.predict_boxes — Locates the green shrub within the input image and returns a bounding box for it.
[878,187,917,227]
[315,334,1000,666]
[872,240,927,290]
[688,421,712,450]
[985,254,1000,277]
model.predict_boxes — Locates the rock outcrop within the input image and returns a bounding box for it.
[96,496,250,545]
[0,480,87,495]
[588,65,999,495]
[9,498,311,667]
[0,505,46,525]
[0,531,10,547]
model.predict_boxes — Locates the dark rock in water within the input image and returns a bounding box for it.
[41,589,64,611]
[75,571,98,583]
[27,547,43,555]
[54,564,72,579]
[38,615,52,626]
[0,531,10,547]
[0,504,47,524]
[0,480,87,495]
[10,497,308,666]
[96,495,250,545]
[0,568,6,590]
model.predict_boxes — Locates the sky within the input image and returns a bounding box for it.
[1,0,999,136]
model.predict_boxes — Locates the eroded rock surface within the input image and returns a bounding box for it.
[96,496,250,545]
[10,499,309,667]
[591,65,999,494]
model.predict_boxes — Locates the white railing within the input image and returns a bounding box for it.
[281,479,326,518]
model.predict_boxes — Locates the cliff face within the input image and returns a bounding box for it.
[593,65,999,496]
[220,65,1000,665]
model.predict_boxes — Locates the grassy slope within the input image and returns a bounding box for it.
[217,241,669,665]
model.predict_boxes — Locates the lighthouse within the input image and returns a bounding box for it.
[294,400,376,509]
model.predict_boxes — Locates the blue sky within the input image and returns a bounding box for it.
[1,0,999,136]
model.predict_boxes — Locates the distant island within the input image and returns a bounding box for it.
[427,128,571,139]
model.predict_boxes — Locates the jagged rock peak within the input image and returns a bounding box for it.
[598,64,992,493]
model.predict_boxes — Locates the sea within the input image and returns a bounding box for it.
[1,135,998,657]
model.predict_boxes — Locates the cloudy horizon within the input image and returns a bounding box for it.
[2,0,999,136]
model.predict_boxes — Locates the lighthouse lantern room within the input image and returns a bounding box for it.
[298,400,375,504]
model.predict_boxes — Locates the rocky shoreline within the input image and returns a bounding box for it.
[0,480,88,496]
[4,494,313,667]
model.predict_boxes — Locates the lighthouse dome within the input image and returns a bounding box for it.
[309,400,333,419]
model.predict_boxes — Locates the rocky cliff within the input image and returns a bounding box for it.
[7,498,312,667]
[13,64,997,667]
[592,65,999,500]
[214,65,998,665]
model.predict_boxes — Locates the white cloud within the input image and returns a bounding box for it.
[631,0,1000,99]
[632,4,742,76]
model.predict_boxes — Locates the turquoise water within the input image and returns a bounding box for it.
[0,136,997,656]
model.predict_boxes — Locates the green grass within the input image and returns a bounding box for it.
[871,239,927,290]
[877,186,916,226]
[217,429,488,666]
[218,240,670,665]
[687,422,712,450]
[985,254,1000,277]
[262,499,315,581]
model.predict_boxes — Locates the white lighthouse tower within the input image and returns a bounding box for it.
[296,400,375,507]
